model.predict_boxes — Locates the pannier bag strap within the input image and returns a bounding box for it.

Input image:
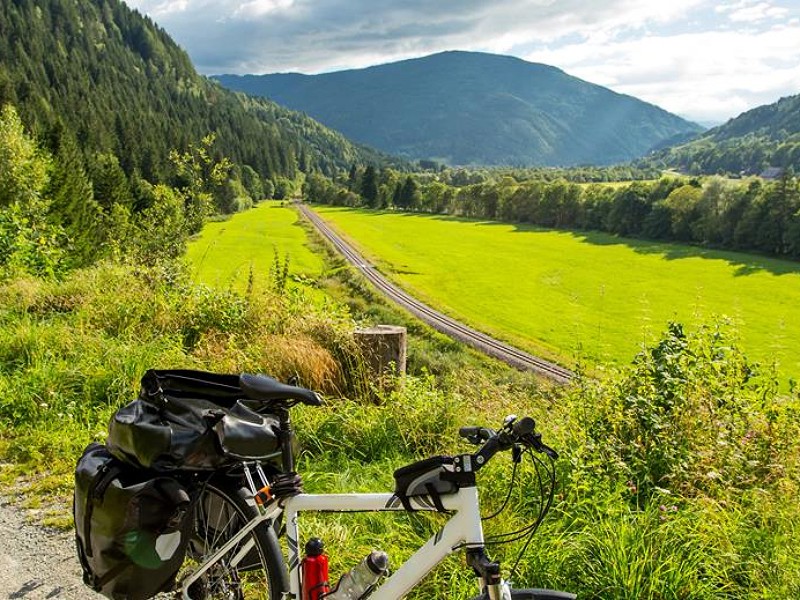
[85,560,132,594]
[425,483,447,513]
[83,461,125,559]
[80,457,132,592]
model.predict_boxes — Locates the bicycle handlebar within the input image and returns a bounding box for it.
[461,415,559,468]
[458,426,495,444]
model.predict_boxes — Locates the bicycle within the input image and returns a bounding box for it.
[172,374,576,600]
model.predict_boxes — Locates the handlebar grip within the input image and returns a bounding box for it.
[459,426,481,439]
[512,416,536,438]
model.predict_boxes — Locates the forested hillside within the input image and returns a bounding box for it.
[215,51,702,167]
[0,0,384,184]
[0,0,398,276]
[647,94,800,175]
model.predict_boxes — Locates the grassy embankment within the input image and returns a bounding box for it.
[1,201,798,598]
[313,205,800,383]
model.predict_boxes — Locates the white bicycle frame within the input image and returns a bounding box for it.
[180,486,491,600]
[284,487,487,599]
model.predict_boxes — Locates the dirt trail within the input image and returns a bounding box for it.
[0,499,101,599]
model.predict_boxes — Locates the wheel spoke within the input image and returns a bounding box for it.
[176,483,282,599]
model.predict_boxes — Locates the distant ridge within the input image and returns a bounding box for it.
[215,50,702,167]
[647,93,800,174]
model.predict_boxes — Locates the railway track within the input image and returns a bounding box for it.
[297,203,574,384]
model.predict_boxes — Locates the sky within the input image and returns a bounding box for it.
[125,0,800,125]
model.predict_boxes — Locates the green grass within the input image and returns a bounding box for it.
[2,261,798,598]
[313,206,800,380]
[185,201,324,291]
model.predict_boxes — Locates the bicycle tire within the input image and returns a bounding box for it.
[470,589,577,600]
[178,479,289,599]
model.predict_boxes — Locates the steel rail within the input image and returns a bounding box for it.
[297,203,574,384]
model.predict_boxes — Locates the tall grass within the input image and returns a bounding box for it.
[0,261,359,494]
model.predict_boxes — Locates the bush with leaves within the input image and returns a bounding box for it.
[565,321,797,501]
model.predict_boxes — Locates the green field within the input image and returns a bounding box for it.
[186,201,324,291]
[313,206,800,379]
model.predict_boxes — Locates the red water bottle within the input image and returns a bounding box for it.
[302,537,330,600]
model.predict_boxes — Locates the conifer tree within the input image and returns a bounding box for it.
[360,165,378,207]
[398,176,418,209]
[347,164,358,190]
[49,132,104,266]
[89,152,133,213]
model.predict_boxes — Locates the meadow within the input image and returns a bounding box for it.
[186,201,324,291]
[313,206,800,381]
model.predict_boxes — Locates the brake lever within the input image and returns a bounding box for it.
[525,432,560,460]
[540,444,559,460]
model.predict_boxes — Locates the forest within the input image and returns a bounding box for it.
[306,166,800,261]
[0,0,385,209]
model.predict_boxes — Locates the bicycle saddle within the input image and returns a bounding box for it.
[239,373,322,406]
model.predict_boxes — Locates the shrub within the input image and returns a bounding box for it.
[565,321,794,500]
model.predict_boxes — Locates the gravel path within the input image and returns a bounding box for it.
[0,499,101,600]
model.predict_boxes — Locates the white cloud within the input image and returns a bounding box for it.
[233,0,295,19]
[723,1,789,22]
[525,22,800,122]
[128,0,188,17]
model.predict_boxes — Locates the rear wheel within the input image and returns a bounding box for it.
[178,480,288,599]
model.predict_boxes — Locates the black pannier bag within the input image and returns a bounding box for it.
[393,455,459,512]
[107,369,282,471]
[74,443,192,600]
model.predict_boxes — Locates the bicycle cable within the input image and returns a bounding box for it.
[481,451,519,521]
[482,445,556,590]
[484,449,549,543]
[508,451,556,581]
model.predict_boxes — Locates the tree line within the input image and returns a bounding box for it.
[305,166,800,260]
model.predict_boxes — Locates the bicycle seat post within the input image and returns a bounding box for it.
[276,406,296,473]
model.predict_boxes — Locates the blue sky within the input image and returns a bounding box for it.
[126,0,800,124]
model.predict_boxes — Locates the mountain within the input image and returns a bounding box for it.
[0,0,384,183]
[215,51,702,167]
[645,94,800,175]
